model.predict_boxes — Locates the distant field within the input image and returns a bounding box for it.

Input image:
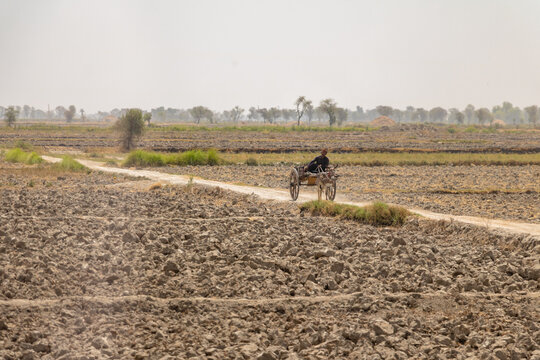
[223,151,540,166]
[1,123,539,153]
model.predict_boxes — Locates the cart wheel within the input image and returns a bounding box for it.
[325,179,336,201]
[289,168,300,201]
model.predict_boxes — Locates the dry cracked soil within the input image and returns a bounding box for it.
[0,161,539,359]
[157,164,540,224]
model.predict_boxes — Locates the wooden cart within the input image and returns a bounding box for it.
[289,165,338,201]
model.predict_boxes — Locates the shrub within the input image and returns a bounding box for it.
[54,156,88,172]
[122,149,222,167]
[123,150,165,167]
[245,157,258,166]
[115,108,145,151]
[300,200,410,226]
[206,149,220,165]
[5,148,43,165]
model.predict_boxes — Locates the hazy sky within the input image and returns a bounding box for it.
[1,0,539,112]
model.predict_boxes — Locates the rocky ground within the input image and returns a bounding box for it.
[0,161,539,359]
[1,124,539,152]
[158,164,540,224]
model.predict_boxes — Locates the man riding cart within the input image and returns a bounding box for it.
[289,149,338,201]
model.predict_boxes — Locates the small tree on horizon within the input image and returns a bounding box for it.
[318,99,338,126]
[524,105,538,127]
[143,112,152,126]
[455,111,465,125]
[305,102,314,125]
[295,96,312,126]
[116,108,145,151]
[64,105,76,122]
[475,108,493,126]
[4,106,19,127]
[429,107,448,123]
[376,105,393,117]
[189,106,213,124]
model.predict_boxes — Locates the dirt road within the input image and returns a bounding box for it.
[42,156,540,237]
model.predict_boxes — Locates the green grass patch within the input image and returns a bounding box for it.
[122,149,222,167]
[300,200,410,226]
[222,151,540,166]
[4,148,43,165]
[54,156,88,172]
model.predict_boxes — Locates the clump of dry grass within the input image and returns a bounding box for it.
[300,200,410,226]
[148,182,162,191]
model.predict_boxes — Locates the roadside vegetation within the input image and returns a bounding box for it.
[300,200,410,226]
[4,148,43,164]
[53,156,88,172]
[223,151,540,166]
[122,149,221,167]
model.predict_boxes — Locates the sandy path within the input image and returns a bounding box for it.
[42,156,540,237]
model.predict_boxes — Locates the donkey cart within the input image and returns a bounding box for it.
[289,165,338,201]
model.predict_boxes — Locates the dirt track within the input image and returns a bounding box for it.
[43,156,540,238]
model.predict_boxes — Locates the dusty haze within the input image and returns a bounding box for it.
[1,0,539,112]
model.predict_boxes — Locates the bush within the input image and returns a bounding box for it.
[123,150,165,167]
[300,200,410,226]
[5,148,43,165]
[115,108,145,151]
[122,149,222,167]
[54,156,88,172]
[245,157,258,166]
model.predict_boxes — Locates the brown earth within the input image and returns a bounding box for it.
[156,164,540,224]
[1,125,539,153]
[0,162,539,359]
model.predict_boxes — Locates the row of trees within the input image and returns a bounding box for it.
[2,101,539,127]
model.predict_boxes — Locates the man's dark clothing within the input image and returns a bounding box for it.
[307,155,329,172]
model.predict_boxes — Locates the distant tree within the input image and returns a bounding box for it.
[116,108,145,151]
[336,107,348,125]
[143,112,152,126]
[413,108,428,122]
[295,96,312,126]
[392,109,403,123]
[524,105,538,127]
[248,107,259,122]
[231,106,244,123]
[475,108,493,126]
[268,107,281,124]
[4,106,19,127]
[353,106,365,122]
[318,99,338,126]
[55,106,66,119]
[223,106,244,123]
[305,102,314,125]
[80,108,86,122]
[22,105,31,119]
[376,105,393,117]
[429,107,448,123]
[455,111,465,125]
[464,104,475,124]
[189,106,213,124]
[258,108,271,124]
[64,105,76,122]
[405,106,415,122]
